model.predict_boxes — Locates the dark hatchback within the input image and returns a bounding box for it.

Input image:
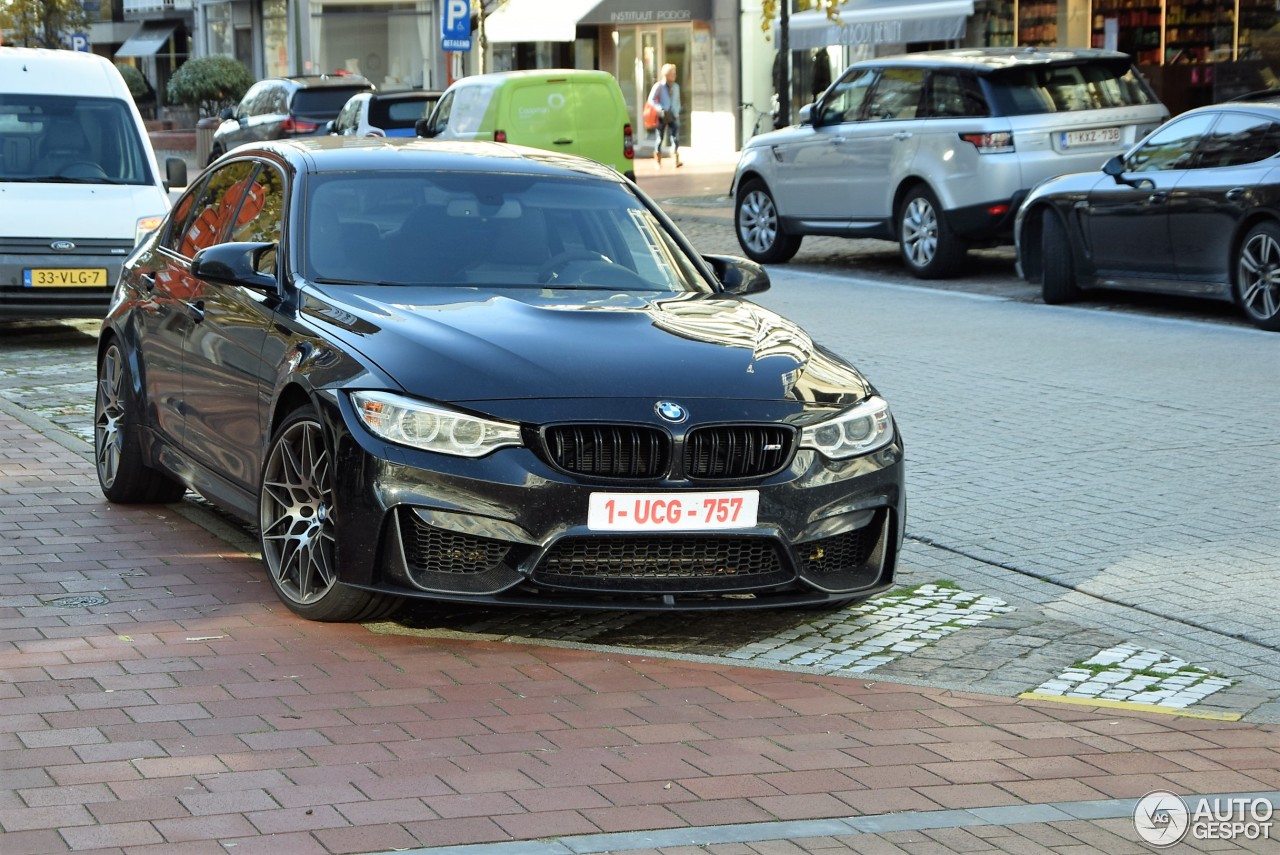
[209,74,373,164]
[1016,97,1280,330]
[96,139,904,621]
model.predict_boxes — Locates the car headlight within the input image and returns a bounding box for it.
[350,391,522,458]
[135,215,165,246]
[800,396,894,460]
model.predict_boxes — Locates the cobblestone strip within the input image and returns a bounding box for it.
[723,582,1014,674]
[1028,644,1235,709]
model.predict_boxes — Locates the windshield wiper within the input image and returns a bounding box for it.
[2,175,127,185]
[310,277,406,287]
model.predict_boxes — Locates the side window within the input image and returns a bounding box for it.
[1193,113,1280,169]
[818,68,877,125]
[1125,114,1216,173]
[336,99,359,133]
[923,72,989,118]
[271,85,290,115]
[865,67,926,121]
[429,90,454,134]
[161,178,209,253]
[229,165,284,273]
[176,161,258,257]
[238,82,264,119]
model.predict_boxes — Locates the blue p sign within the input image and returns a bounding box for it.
[441,0,471,52]
[70,32,90,52]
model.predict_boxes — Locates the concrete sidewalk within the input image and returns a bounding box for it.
[4,404,1280,853]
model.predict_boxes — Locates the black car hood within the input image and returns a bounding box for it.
[300,286,872,407]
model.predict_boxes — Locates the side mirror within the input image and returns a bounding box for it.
[325,120,337,135]
[415,117,435,138]
[704,254,770,296]
[799,103,814,126]
[1103,154,1125,177]
[219,106,234,121]
[164,157,187,191]
[190,242,279,293]
[1102,153,1154,190]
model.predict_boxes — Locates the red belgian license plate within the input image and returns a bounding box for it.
[587,490,759,532]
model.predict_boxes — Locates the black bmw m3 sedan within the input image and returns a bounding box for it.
[95,138,904,620]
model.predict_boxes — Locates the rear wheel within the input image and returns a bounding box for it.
[1236,221,1280,331]
[898,186,966,279]
[95,341,186,504]
[1040,211,1082,305]
[259,407,400,622]
[735,179,801,264]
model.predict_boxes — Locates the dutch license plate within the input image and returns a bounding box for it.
[587,490,759,532]
[23,268,109,288]
[1061,127,1121,148]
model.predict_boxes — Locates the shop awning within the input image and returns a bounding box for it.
[115,21,178,57]
[486,0,713,43]
[485,0,598,43]
[784,0,975,51]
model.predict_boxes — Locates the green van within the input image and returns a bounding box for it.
[416,69,636,181]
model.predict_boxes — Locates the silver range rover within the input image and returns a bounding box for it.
[731,48,1169,279]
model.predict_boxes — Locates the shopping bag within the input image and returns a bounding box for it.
[643,102,660,131]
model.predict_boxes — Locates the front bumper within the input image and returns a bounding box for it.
[0,237,131,318]
[321,396,905,611]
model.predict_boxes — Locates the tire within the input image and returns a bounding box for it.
[258,407,401,622]
[898,186,967,279]
[1040,211,1083,305]
[735,179,801,264]
[1236,221,1280,331]
[94,341,187,504]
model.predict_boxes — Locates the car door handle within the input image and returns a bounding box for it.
[1226,187,1247,202]
[830,136,847,145]
[186,300,205,322]
[552,138,573,145]
[893,131,912,140]
[1147,191,1168,205]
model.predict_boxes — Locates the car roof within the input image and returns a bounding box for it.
[278,74,373,89]
[1181,98,1280,118]
[856,47,1135,72]
[370,90,443,102]
[242,137,630,182]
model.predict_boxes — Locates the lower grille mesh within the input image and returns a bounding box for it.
[536,535,785,581]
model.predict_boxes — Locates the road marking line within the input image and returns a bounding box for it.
[1018,691,1242,721]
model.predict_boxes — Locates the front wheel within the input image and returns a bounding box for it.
[259,408,400,622]
[95,341,186,504]
[1040,211,1082,305]
[735,179,801,264]
[898,186,966,279]
[1236,221,1280,331]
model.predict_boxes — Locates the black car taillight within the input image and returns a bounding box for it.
[495,129,508,143]
[624,123,634,159]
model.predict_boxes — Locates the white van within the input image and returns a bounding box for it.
[0,47,182,318]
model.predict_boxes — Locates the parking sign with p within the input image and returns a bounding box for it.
[441,0,471,52]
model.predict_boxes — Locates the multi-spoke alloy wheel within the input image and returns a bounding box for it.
[898,186,965,279]
[257,409,399,622]
[734,179,800,264]
[1237,223,1280,331]
[260,415,337,606]
[94,341,185,504]
[901,196,939,269]
[95,345,126,492]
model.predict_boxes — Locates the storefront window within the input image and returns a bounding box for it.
[309,2,434,88]
[264,0,289,78]
[205,1,234,58]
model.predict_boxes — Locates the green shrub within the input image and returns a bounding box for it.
[166,55,254,117]
[115,63,151,102]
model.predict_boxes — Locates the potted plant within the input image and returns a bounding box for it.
[165,55,254,125]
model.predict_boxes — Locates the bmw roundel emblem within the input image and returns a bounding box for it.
[655,401,687,423]
[50,240,76,252]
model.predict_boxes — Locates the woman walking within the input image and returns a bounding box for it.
[646,63,682,168]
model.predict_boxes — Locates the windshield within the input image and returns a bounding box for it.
[304,171,710,293]
[986,60,1158,115]
[0,94,154,185]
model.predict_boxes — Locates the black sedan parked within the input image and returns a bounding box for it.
[95,138,904,621]
[1016,97,1280,330]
